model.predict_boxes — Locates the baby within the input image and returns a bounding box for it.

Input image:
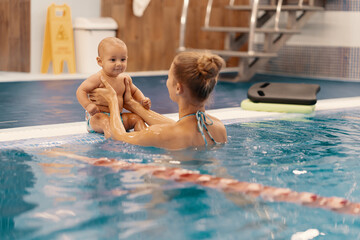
[76,37,151,138]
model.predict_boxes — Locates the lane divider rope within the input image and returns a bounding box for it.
[45,150,360,216]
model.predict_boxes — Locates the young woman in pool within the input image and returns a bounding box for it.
[90,51,227,150]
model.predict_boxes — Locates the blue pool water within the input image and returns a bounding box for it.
[1,73,360,129]
[1,108,360,239]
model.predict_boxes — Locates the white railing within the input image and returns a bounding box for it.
[248,0,259,55]
[204,0,214,27]
[179,0,309,52]
[274,0,283,31]
[183,0,261,55]
[178,0,190,51]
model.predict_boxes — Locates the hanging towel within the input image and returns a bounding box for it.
[133,0,151,17]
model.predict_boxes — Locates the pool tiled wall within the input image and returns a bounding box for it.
[260,46,360,80]
[258,0,360,81]
[0,133,105,150]
[325,0,360,11]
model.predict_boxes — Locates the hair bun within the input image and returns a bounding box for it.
[172,51,225,102]
[197,54,223,79]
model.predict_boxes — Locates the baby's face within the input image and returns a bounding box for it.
[99,43,128,77]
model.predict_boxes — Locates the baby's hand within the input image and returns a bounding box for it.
[141,97,151,110]
[86,103,100,116]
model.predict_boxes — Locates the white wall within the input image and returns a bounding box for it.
[287,11,360,48]
[31,0,101,73]
[255,11,360,48]
[254,10,360,80]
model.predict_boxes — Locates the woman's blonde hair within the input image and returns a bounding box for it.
[172,51,225,102]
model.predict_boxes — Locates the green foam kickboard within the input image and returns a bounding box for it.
[241,99,315,114]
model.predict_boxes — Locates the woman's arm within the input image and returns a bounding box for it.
[107,93,127,135]
[125,98,174,126]
[125,75,145,101]
[91,78,127,136]
[92,78,175,126]
[111,123,188,150]
[123,79,175,125]
[125,75,151,110]
[95,78,186,149]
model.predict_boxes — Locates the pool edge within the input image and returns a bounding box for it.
[1,96,359,143]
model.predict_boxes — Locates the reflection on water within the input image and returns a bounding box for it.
[1,109,360,239]
[0,150,37,239]
[38,143,279,239]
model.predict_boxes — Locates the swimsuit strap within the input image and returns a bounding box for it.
[178,110,217,146]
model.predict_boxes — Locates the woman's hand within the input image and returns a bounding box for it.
[85,103,100,116]
[123,78,136,109]
[88,92,108,107]
[141,97,152,110]
[89,77,117,105]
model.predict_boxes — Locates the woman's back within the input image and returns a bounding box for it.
[173,113,227,148]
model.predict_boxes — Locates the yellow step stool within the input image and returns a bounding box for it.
[41,4,76,74]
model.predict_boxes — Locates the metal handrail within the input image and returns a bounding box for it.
[180,0,263,55]
[179,0,190,51]
[248,0,259,55]
[205,0,236,27]
[204,0,214,27]
[274,0,283,31]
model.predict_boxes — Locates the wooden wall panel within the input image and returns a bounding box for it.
[101,0,249,71]
[0,0,30,72]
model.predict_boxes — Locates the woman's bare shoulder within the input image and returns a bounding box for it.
[207,114,227,143]
[207,114,225,128]
[127,122,190,150]
[149,122,186,140]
